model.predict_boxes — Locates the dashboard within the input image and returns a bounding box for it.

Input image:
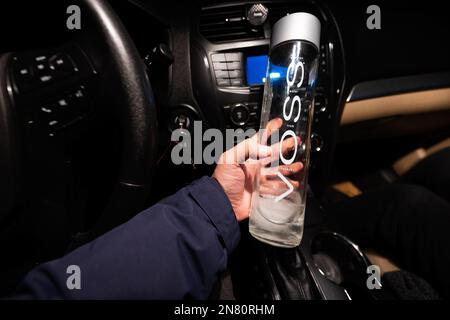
[2,1,449,197]
[187,1,345,194]
[118,0,450,195]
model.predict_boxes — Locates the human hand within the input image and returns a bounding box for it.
[213,118,303,221]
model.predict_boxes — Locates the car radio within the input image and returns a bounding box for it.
[191,1,346,194]
[212,51,279,88]
[212,46,329,134]
[211,52,245,87]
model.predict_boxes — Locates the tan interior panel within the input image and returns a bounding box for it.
[364,249,401,276]
[393,137,450,176]
[392,148,427,176]
[427,137,450,156]
[341,88,450,126]
[331,181,362,198]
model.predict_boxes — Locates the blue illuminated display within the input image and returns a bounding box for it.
[246,55,287,86]
[246,55,268,86]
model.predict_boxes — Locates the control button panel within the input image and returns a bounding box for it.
[12,53,77,93]
[311,133,324,153]
[319,44,327,75]
[24,85,89,133]
[211,53,226,62]
[230,104,249,126]
[216,78,230,86]
[211,52,244,87]
[314,94,327,114]
[230,78,243,86]
[223,102,260,130]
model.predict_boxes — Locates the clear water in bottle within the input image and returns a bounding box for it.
[249,12,321,247]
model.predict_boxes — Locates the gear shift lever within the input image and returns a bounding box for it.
[260,244,320,300]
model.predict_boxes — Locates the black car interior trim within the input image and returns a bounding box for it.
[347,71,450,102]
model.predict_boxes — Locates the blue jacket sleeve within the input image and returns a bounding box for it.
[13,176,240,299]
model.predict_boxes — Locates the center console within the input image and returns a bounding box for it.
[229,193,383,300]
[187,0,349,300]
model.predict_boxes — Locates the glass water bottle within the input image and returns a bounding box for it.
[249,12,321,248]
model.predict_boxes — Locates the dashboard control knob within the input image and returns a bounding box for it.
[311,133,324,152]
[230,104,249,126]
[247,3,268,26]
[314,94,327,114]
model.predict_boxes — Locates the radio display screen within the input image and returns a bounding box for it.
[246,55,286,86]
[246,55,268,86]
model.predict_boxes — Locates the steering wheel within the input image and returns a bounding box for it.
[0,0,157,242]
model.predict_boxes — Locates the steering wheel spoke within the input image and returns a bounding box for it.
[0,0,157,251]
[8,43,97,135]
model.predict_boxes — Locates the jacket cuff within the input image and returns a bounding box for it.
[187,176,240,253]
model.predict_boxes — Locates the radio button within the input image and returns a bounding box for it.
[314,94,327,114]
[212,53,226,62]
[213,62,227,70]
[217,78,230,86]
[228,70,241,78]
[230,78,243,86]
[230,104,249,126]
[215,70,229,78]
[248,103,259,112]
[311,133,324,152]
[226,62,241,70]
[225,53,243,62]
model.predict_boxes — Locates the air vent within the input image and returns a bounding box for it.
[199,2,321,44]
[199,5,265,43]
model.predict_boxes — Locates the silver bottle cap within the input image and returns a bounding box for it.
[271,12,321,50]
